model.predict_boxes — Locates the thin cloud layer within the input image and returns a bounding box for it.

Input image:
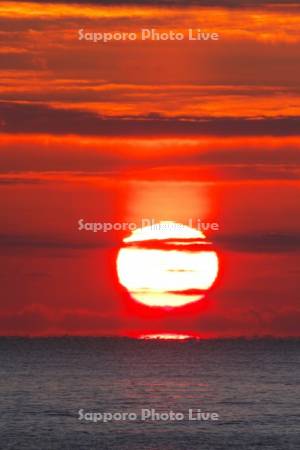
[6,0,300,6]
[1,102,300,136]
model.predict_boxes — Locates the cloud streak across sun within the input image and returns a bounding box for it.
[117,222,218,307]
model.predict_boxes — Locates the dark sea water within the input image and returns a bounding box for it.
[0,338,299,450]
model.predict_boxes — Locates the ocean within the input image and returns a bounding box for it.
[0,338,299,450]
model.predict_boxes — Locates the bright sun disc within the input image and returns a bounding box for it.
[117,221,219,307]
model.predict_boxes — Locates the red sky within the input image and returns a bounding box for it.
[0,0,299,337]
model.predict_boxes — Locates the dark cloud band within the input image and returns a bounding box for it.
[1,102,300,136]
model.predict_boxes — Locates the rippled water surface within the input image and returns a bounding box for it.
[0,338,299,449]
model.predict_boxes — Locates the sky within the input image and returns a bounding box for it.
[0,0,299,337]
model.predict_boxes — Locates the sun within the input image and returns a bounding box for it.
[117,221,219,308]
[139,333,194,340]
